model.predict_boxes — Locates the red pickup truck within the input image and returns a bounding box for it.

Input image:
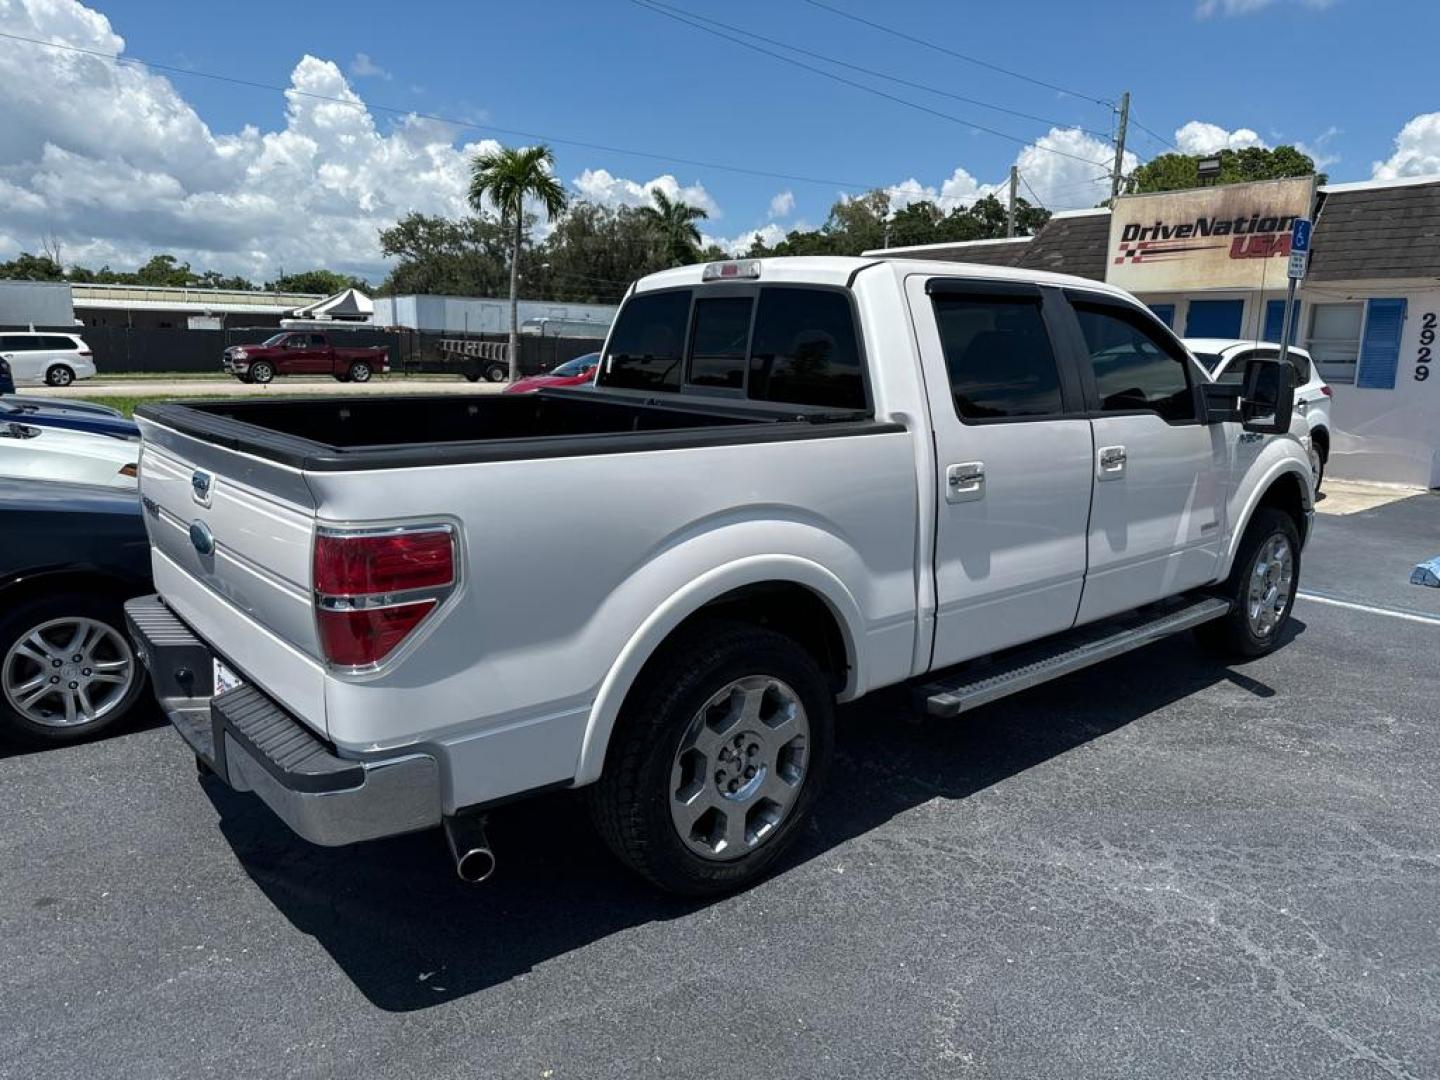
[222,332,390,384]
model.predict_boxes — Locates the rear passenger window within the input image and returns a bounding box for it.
[748,288,865,409]
[1073,303,1196,422]
[45,336,77,350]
[932,294,1064,420]
[601,289,692,392]
[687,297,752,389]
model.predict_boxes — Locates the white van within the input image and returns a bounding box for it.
[0,332,98,387]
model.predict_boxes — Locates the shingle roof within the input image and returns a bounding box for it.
[1016,211,1111,280]
[1308,180,1440,282]
[882,239,1031,268]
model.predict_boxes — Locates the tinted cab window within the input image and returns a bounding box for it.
[932,293,1064,420]
[1073,303,1195,421]
[687,297,751,389]
[749,288,864,409]
[601,290,691,392]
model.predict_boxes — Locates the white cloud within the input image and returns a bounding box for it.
[1296,125,1342,172]
[1195,0,1335,16]
[768,190,794,219]
[1174,120,1268,155]
[881,166,995,214]
[0,0,498,280]
[571,168,719,216]
[1010,127,1131,210]
[1372,112,1440,180]
[348,52,391,80]
[703,223,786,257]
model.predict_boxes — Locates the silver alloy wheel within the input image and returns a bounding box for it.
[2,617,136,728]
[48,366,73,386]
[251,362,273,383]
[1246,533,1295,639]
[669,675,810,861]
[350,363,371,382]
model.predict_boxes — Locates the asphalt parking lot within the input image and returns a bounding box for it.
[2,485,1437,1080]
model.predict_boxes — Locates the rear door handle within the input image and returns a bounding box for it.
[1097,445,1127,480]
[946,461,985,503]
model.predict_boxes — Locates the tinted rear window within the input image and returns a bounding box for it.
[688,297,752,389]
[601,290,692,392]
[43,336,77,350]
[933,295,1064,420]
[748,289,865,410]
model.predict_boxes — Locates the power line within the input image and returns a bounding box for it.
[628,0,1114,169]
[799,0,1112,107]
[0,28,942,199]
[1018,172,1046,211]
[635,0,1110,140]
[1127,114,1179,152]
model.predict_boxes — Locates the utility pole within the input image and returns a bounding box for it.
[1006,165,1018,238]
[1110,90,1131,203]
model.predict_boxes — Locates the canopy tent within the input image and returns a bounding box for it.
[290,288,374,322]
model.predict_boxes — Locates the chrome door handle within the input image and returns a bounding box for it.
[1097,445,1126,479]
[946,461,985,503]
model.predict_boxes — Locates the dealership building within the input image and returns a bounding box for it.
[875,174,1440,489]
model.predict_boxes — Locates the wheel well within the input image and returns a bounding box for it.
[1255,472,1309,545]
[1311,425,1329,460]
[665,582,849,693]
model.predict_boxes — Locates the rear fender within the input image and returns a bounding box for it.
[572,552,865,786]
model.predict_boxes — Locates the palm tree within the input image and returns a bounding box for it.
[638,189,709,268]
[468,144,568,381]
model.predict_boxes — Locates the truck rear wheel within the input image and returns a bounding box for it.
[1195,507,1301,658]
[485,362,508,383]
[348,360,372,383]
[587,620,834,896]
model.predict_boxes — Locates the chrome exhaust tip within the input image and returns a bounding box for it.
[443,814,494,883]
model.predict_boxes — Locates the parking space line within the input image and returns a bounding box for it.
[1296,591,1440,627]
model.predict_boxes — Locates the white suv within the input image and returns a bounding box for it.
[0,332,98,387]
[1186,338,1331,492]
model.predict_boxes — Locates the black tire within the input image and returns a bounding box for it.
[45,364,74,387]
[1195,507,1301,658]
[463,372,482,383]
[484,362,508,383]
[335,372,351,383]
[348,361,372,383]
[586,620,834,896]
[1310,432,1327,496]
[0,593,147,747]
[249,361,274,384]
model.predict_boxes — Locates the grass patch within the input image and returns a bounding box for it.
[97,372,232,381]
[74,395,182,418]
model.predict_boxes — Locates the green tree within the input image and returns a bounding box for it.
[636,189,709,267]
[0,252,65,280]
[469,144,568,380]
[1128,145,1323,196]
[378,212,511,297]
[538,202,670,303]
[266,269,370,295]
[132,254,196,287]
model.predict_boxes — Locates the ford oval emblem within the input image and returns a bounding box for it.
[191,470,213,506]
[189,520,216,556]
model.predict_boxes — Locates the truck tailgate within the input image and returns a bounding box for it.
[137,418,328,730]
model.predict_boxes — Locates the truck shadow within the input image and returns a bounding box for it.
[204,621,1304,1012]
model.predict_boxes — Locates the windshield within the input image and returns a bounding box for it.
[550,353,599,377]
[261,333,288,347]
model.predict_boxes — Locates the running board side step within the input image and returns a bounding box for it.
[921,595,1231,718]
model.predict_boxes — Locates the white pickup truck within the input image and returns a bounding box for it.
[126,256,1312,895]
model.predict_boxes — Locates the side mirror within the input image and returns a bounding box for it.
[1240,356,1295,435]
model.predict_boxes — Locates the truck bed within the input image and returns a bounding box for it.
[136,391,895,471]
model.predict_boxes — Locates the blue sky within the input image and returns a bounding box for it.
[2,0,1437,277]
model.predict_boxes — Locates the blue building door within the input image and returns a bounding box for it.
[1185,299,1244,339]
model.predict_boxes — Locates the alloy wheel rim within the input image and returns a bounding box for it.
[2,617,136,728]
[1307,443,1323,486]
[669,675,810,862]
[1246,534,1294,638]
[352,366,370,382]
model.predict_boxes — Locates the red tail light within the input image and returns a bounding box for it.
[78,350,93,357]
[1320,385,1332,397]
[313,525,456,667]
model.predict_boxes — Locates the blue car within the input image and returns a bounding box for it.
[0,396,138,440]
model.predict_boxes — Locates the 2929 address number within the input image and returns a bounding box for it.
[1420,312,1435,382]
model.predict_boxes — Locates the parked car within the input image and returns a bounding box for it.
[0,331,97,387]
[1186,337,1331,492]
[0,397,139,441]
[0,355,13,395]
[503,352,601,394]
[222,332,390,384]
[128,256,1312,895]
[0,477,151,744]
[0,422,138,488]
